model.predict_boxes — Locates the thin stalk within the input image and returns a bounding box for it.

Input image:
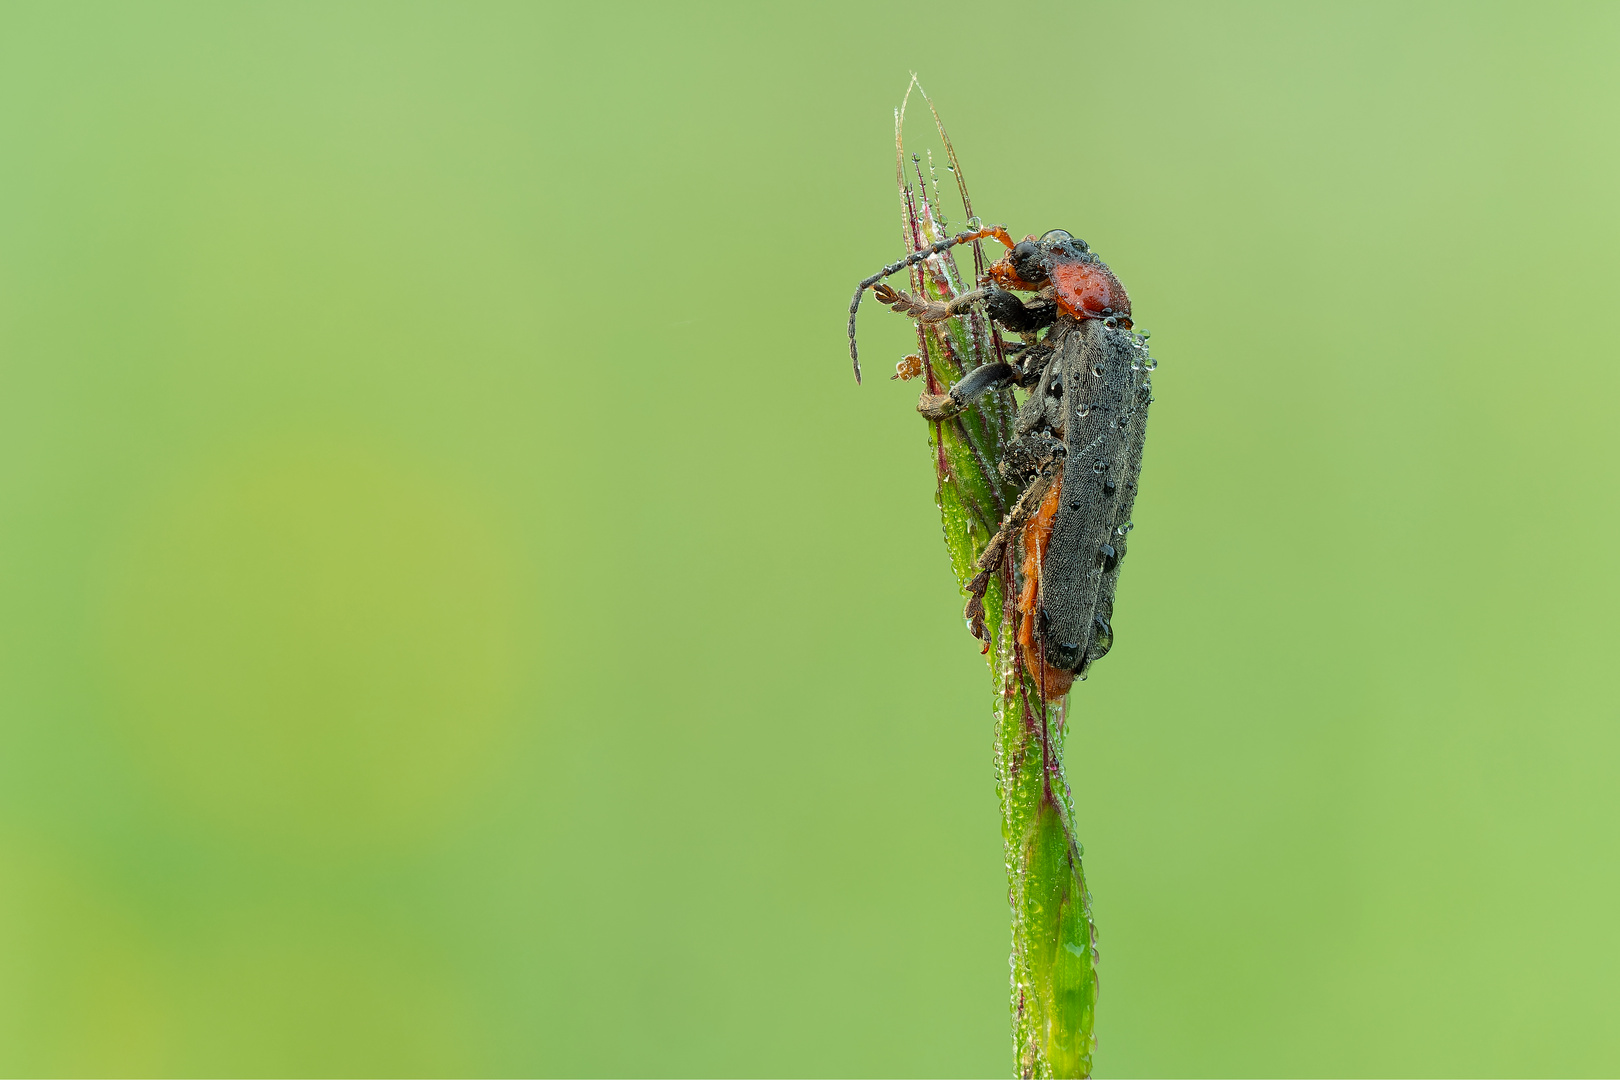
[892,79,1098,1079]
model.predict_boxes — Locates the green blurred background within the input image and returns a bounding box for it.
[2,2,1618,1075]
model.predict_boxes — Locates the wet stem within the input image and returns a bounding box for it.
[890,89,1098,1079]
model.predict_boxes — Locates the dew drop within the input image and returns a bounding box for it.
[1091,614,1114,656]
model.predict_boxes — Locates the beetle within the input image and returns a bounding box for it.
[848,225,1153,700]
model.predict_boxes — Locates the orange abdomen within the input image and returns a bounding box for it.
[1018,477,1078,702]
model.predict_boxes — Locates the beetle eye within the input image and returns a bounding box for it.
[1041,230,1091,257]
[1010,241,1046,284]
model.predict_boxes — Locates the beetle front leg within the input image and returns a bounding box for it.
[871,282,989,323]
[984,287,1058,334]
[873,283,1056,336]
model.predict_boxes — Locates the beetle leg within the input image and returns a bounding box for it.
[873,283,1057,340]
[917,361,1019,420]
[871,283,988,323]
[984,287,1058,334]
[963,459,1062,643]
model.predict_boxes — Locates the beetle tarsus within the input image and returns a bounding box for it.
[873,283,990,324]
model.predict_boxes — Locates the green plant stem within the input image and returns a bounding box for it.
[894,93,1098,1078]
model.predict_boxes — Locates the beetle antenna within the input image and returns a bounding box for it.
[847,223,1013,384]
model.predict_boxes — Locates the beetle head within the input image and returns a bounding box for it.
[988,229,1095,292]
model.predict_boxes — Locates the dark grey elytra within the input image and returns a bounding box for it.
[909,314,1152,680]
[1018,320,1150,676]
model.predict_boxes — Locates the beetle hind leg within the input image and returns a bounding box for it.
[963,466,1060,644]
